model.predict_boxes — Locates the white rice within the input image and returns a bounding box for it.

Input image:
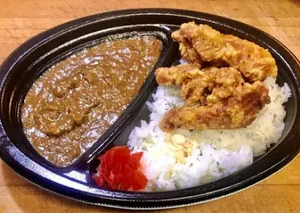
[127,77,291,191]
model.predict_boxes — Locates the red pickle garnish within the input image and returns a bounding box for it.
[92,146,148,191]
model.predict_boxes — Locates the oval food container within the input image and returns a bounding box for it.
[0,9,300,210]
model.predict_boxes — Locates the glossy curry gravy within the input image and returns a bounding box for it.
[21,36,162,167]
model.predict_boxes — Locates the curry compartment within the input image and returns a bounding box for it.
[22,35,163,168]
[0,23,177,171]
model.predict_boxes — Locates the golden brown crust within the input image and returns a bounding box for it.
[156,66,247,106]
[172,22,278,82]
[159,81,270,132]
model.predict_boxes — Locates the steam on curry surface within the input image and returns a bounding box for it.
[21,36,162,167]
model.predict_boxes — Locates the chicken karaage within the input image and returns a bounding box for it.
[156,65,245,106]
[155,22,277,132]
[172,22,277,82]
[159,81,270,131]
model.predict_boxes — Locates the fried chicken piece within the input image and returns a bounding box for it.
[172,30,203,65]
[172,22,278,82]
[160,81,270,132]
[156,66,245,105]
[155,63,201,86]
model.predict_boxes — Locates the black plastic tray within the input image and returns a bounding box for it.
[0,9,300,210]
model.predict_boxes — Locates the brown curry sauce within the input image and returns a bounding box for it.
[21,36,162,167]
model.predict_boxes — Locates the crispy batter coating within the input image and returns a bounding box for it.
[172,22,278,82]
[156,66,245,105]
[159,81,270,132]
[155,64,201,86]
[171,30,203,65]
